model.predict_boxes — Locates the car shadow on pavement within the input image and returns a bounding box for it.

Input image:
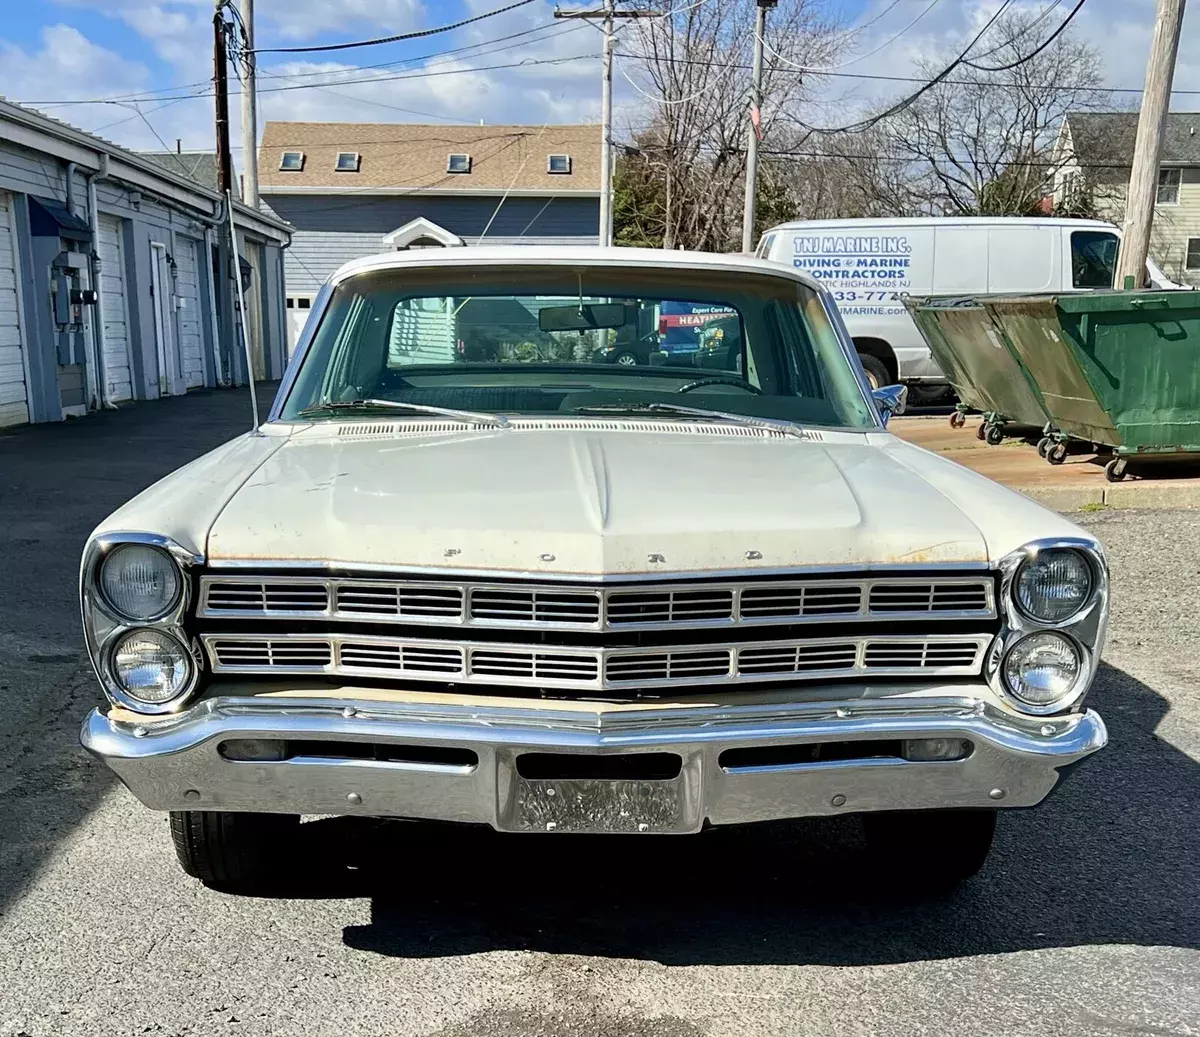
[268,660,1200,966]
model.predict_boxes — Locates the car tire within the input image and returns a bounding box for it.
[906,383,954,406]
[857,353,890,391]
[169,810,300,890]
[861,808,997,891]
[612,351,639,367]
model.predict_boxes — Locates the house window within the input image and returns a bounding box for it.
[335,151,360,172]
[447,153,472,174]
[298,297,311,309]
[547,154,571,174]
[1186,238,1200,270]
[1157,167,1181,205]
[279,151,304,171]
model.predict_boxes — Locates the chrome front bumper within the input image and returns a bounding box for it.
[81,692,1107,834]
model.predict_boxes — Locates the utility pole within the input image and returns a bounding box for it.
[555,3,660,248]
[1115,0,1187,289]
[741,0,777,255]
[240,0,259,208]
[213,0,233,197]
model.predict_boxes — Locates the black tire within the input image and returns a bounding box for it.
[1047,442,1068,465]
[975,422,988,440]
[907,383,954,406]
[1105,457,1128,482]
[857,353,890,391]
[1036,437,1050,458]
[861,808,997,891]
[612,351,639,367]
[169,810,300,890]
[984,424,1005,446]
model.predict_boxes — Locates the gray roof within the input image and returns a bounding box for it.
[1066,112,1200,167]
[136,151,221,191]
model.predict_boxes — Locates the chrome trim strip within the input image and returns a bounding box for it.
[197,558,993,582]
[201,631,993,692]
[197,574,997,630]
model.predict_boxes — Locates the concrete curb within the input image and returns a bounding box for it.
[1018,482,1200,512]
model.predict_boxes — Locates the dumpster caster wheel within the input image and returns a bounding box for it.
[1105,458,1128,482]
[1037,437,1051,458]
[949,411,967,429]
[1047,443,1068,465]
[976,423,988,441]
[985,425,1005,446]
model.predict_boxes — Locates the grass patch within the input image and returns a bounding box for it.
[1079,501,1109,513]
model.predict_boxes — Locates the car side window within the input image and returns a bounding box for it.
[1071,231,1119,289]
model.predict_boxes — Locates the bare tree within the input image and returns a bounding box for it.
[616,0,841,250]
[876,9,1111,216]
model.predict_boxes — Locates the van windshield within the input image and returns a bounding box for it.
[280,265,878,430]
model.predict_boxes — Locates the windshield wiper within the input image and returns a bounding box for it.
[574,402,812,439]
[296,399,510,428]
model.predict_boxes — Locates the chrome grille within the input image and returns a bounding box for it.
[203,633,991,691]
[198,575,994,629]
[468,588,601,625]
[209,638,332,669]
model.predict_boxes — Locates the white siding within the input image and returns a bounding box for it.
[0,191,27,427]
[174,236,204,388]
[97,213,134,402]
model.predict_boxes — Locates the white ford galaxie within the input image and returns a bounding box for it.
[80,247,1108,891]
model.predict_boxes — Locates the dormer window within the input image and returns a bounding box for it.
[335,151,360,172]
[547,154,571,174]
[447,153,472,174]
[279,151,304,171]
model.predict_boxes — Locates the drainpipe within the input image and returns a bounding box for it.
[84,155,118,410]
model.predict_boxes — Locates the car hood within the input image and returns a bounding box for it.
[123,422,1084,577]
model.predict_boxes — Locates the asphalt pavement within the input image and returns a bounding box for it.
[1,389,1198,1037]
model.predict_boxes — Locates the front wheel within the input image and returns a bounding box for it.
[861,808,996,891]
[857,353,890,391]
[984,424,1005,446]
[169,811,300,890]
[612,351,639,367]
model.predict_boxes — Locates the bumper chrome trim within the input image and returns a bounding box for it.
[81,692,1107,833]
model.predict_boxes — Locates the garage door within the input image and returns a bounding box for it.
[0,191,28,427]
[174,237,204,389]
[97,214,133,402]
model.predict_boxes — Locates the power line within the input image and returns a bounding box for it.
[254,0,540,55]
[764,0,947,75]
[963,0,1088,72]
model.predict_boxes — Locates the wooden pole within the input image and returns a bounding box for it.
[1114,0,1187,289]
[213,0,233,197]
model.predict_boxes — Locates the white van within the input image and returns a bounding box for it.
[756,217,1184,402]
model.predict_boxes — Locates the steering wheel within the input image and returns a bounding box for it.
[676,376,763,395]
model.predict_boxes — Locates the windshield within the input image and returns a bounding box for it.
[279,264,877,430]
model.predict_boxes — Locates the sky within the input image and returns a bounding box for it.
[1,0,1199,165]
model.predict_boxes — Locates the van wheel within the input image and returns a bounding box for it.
[858,354,889,390]
[169,811,300,890]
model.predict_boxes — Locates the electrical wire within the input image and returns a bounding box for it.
[254,0,540,55]
[792,0,1017,140]
[963,0,1088,72]
[615,54,740,106]
[763,0,946,74]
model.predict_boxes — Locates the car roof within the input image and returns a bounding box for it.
[330,245,822,291]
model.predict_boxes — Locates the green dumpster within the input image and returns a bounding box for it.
[904,296,1053,442]
[984,290,1200,480]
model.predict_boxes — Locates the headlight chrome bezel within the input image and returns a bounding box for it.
[987,537,1108,716]
[1012,547,1095,626]
[82,532,203,715]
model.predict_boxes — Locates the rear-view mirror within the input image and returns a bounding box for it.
[538,303,628,332]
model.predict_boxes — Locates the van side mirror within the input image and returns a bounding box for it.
[873,384,908,426]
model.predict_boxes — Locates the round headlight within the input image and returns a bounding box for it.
[100,543,181,621]
[1003,632,1081,708]
[111,629,192,705]
[1015,549,1092,623]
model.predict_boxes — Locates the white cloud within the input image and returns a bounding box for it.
[262,0,425,42]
